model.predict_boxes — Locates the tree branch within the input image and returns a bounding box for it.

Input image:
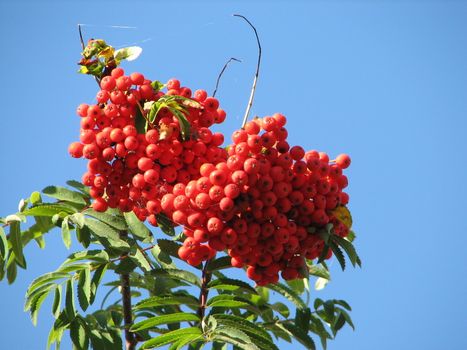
[119,232,137,350]
[197,260,213,321]
[233,14,262,128]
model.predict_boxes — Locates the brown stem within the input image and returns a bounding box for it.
[78,24,85,50]
[233,14,262,128]
[212,57,242,98]
[197,260,213,321]
[119,232,137,350]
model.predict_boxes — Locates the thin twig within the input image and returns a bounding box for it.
[212,57,242,98]
[78,24,85,50]
[233,14,262,128]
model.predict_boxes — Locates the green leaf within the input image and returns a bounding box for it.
[329,242,346,271]
[84,218,129,250]
[135,295,199,309]
[332,299,351,311]
[170,334,203,350]
[169,106,191,141]
[151,268,200,287]
[208,278,257,294]
[308,265,331,280]
[65,278,76,320]
[52,285,62,318]
[83,209,127,230]
[213,314,274,346]
[206,295,255,310]
[270,302,290,318]
[282,323,316,350]
[70,318,89,350]
[131,249,152,272]
[256,286,269,303]
[332,235,361,267]
[157,239,182,259]
[61,217,71,249]
[295,308,312,331]
[6,254,17,284]
[66,180,90,196]
[206,256,231,272]
[131,312,200,331]
[267,283,307,310]
[0,226,9,260]
[70,213,85,229]
[64,250,109,265]
[336,307,354,329]
[286,278,305,295]
[124,211,152,242]
[76,226,91,248]
[90,263,108,305]
[347,230,356,242]
[30,287,53,325]
[30,191,42,204]
[140,327,202,349]
[42,186,87,205]
[114,46,142,62]
[322,301,335,323]
[22,204,76,217]
[10,221,26,268]
[27,272,70,296]
[25,282,55,311]
[135,104,147,134]
[212,329,259,350]
[156,214,175,236]
[115,257,137,274]
[331,311,346,336]
[151,244,176,268]
[77,267,91,311]
[151,80,165,92]
[309,314,332,350]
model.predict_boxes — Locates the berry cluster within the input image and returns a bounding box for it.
[68,70,227,227]
[69,67,352,284]
[167,115,351,285]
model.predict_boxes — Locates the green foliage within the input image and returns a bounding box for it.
[1,182,360,349]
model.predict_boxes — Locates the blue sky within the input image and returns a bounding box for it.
[1,1,467,349]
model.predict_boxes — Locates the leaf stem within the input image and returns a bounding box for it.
[233,14,262,128]
[212,57,242,98]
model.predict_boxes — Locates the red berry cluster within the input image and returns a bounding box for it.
[68,69,227,225]
[70,67,352,285]
[168,114,351,285]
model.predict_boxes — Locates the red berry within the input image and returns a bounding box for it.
[336,154,351,169]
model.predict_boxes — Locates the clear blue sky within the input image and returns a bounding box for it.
[1,1,466,349]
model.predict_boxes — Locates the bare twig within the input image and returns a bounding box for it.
[78,24,85,50]
[212,57,242,98]
[233,14,262,128]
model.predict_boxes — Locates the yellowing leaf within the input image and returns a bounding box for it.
[331,206,353,229]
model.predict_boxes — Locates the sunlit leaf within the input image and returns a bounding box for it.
[140,327,202,349]
[42,186,87,205]
[114,46,142,62]
[131,312,199,331]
